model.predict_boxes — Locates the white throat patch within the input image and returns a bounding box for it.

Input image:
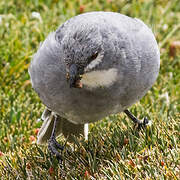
[81,68,118,89]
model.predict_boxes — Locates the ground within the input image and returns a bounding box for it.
[0,0,180,179]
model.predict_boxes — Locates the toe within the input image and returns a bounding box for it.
[143,117,149,125]
[48,138,63,161]
[54,139,64,150]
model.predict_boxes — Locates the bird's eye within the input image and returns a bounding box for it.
[91,52,98,60]
[88,52,98,64]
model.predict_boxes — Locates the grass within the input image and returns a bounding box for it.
[0,0,179,179]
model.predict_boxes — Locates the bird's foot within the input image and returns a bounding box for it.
[48,136,64,163]
[48,114,64,164]
[124,109,152,130]
[134,117,150,130]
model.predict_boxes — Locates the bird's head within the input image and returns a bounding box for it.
[55,17,119,89]
[61,26,105,89]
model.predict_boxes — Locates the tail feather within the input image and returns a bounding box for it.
[37,108,88,144]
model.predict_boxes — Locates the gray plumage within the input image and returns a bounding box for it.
[29,12,160,144]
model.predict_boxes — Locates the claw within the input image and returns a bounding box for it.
[48,137,64,161]
[143,117,149,125]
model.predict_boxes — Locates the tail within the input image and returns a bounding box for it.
[37,108,88,144]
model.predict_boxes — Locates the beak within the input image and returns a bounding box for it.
[69,64,78,88]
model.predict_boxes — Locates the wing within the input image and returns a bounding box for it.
[28,31,67,108]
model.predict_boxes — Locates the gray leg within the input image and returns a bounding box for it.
[124,109,149,129]
[48,115,64,161]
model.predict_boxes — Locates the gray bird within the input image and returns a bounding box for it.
[29,12,160,160]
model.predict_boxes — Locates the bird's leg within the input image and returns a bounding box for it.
[48,115,64,162]
[124,109,149,130]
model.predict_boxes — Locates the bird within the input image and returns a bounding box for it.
[29,11,160,161]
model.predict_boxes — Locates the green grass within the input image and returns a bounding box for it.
[0,0,180,179]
